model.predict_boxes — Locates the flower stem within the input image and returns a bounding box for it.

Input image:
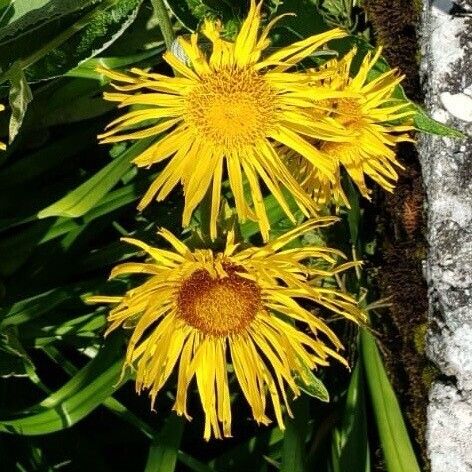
[150,0,175,50]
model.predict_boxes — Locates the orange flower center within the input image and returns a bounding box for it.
[176,265,261,336]
[185,67,276,149]
[334,98,363,128]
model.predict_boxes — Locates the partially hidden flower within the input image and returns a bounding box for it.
[288,47,415,206]
[97,1,357,241]
[88,218,364,440]
[0,104,6,151]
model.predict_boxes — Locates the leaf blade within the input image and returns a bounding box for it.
[361,329,420,472]
[0,336,124,435]
[144,414,185,472]
[37,138,153,219]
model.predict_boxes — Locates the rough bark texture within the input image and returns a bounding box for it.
[363,1,431,470]
[419,1,472,471]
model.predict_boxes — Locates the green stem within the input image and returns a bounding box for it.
[150,0,175,50]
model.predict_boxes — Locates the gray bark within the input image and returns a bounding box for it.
[419,1,472,471]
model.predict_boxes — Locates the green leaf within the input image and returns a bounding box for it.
[0,0,12,16]
[331,360,370,472]
[0,1,98,68]
[165,0,236,32]
[7,63,32,143]
[0,326,35,377]
[144,414,185,472]
[361,329,420,472]
[294,357,329,402]
[0,286,84,327]
[28,0,144,82]
[0,335,124,435]
[280,396,309,472]
[165,0,211,31]
[0,127,96,191]
[365,41,464,139]
[37,137,153,219]
[210,427,283,472]
[178,453,215,472]
[104,2,165,57]
[0,0,144,83]
[0,173,155,276]
[66,47,164,80]
[345,174,361,247]
[272,0,329,43]
[0,0,78,27]
[412,103,466,138]
[28,0,142,80]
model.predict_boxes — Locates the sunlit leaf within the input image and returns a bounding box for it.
[7,63,32,142]
[37,138,153,219]
[361,329,421,472]
[0,335,124,436]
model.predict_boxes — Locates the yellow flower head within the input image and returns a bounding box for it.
[98,1,355,241]
[89,218,364,440]
[291,47,415,205]
[0,104,6,151]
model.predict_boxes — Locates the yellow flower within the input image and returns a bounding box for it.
[97,1,355,241]
[291,48,415,205]
[0,104,6,151]
[285,145,350,209]
[89,218,364,440]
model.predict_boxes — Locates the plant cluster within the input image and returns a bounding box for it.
[0,1,461,470]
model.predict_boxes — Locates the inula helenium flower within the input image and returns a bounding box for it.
[290,47,415,206]
[98,1,357,241]
[89,218,364,440]
[0,104,6,151]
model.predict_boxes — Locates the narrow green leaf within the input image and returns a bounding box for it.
[361,329,420,472]
[37,138,153,219]
[0,1,99,74]
[0,0,11,8]
[331,360,370,472]
[150,0,175,50]
[210,427,283,472]
[0,335,124,435]
[345,175,360,247]
[280,396,309,472]
[178,452,215,472]
[0,286,79,327]
[0,326,35,377]
[294,357,329,402]
[7,63,32,143]
[66,47,164,80]
[144,413,185,472]
[42,344,159,440]
[412,103,466,138]
[0,127,96,190]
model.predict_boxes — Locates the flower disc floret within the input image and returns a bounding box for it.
[177,265,261,336]
[185,67,276,149]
